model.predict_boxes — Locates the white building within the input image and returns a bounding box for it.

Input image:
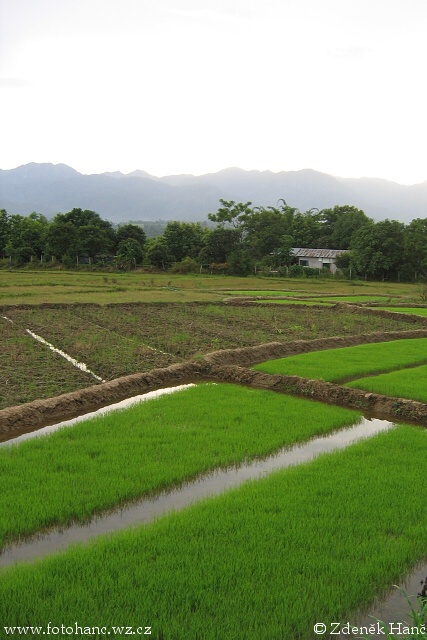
[292,248,348,274]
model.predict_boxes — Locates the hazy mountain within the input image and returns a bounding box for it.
[1,163,426,223]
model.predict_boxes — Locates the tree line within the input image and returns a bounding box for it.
[0,201,426,281]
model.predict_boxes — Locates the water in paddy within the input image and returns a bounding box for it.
[0,416,393,567]
[0,384,197,446]
[1,407,424,627]
[354,562,427,630]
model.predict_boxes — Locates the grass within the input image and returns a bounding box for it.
[346,364,427,403]
[253,338,427,382]
[0,384,360,547]
[0,425,425,639]
[0,270,423,304]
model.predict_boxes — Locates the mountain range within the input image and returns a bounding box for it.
[1,163,426,224]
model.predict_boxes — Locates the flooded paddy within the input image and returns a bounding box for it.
[0,416,393,567]
[0,384,197,447]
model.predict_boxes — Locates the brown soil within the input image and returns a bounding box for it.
[3,301,424,411]
[2,328,427,438]
[202,328,427,366]
[0,363,204,438]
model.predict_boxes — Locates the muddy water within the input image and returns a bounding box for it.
[353,561,427,629]
[0,384,197,447]
[0,417,393,568]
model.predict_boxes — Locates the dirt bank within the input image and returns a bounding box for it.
[0,363,204,437]
[207,365,427,426]
[202,329,427,366]
[2,329,427,437]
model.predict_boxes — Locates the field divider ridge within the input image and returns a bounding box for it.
[1,328,427,437]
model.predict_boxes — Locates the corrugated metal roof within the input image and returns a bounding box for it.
[292,248,348,258]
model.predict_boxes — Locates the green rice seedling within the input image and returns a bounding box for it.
[253,338,427,382]
[311,295,398,303]
[376,307,427,317]
[0,384,359,546]
[0,426,425,639]
[256,299,335,305]
[226,290,315,296]
[346,364,427,403]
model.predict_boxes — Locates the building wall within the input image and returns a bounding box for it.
[298,257,338,273]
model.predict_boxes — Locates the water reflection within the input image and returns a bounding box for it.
[0,384,197,447]
[0,417,393,567]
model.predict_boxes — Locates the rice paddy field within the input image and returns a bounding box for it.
[0,425,426,639]
[253,338,427,382]
[0,384,359,547]
[346,364,427,403]
[1,271,427,639]
[2,300,425,410]
[0,270,422,305]
[376,306,427,317]
[256,299,335,305]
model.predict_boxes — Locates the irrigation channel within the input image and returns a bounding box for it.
[1,387,426,629]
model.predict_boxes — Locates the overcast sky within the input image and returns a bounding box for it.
[1,0,426,184]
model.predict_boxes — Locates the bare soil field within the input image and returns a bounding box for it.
[1,301,426,412]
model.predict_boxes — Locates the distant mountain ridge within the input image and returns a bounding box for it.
[1,163,426,223]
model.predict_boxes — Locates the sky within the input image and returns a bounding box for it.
[1,0,426,184]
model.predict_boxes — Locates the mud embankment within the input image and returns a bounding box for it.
[1,329,427,437]
[0,363,204,437]
[202,328,427,366]
[207,365,427,425]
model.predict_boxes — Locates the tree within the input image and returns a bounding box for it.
[269,235,295,268]
[115,223,147,250]
[242,207,291,259]
[147,237,173,269]
[48,209,115,264]
[163,221,206,262]
[198,228,241,264]
[290,210,322,247]
[351,219,405,280]
[318,205,372,249]
[44,219,78,260]
[227,249,254,276]
[115,238,144,270]
[5,213,48,264]
[403,218,427,281]
[0,210,9,258]
[208,199,253,229]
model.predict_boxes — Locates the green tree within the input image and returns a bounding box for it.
[208,199,253,229]
[115,223,147,251]
[47,209,115,264]
[351,219,405,280]
[243,207,291,259]
[115,238,144,270]
[198,228,241,264]
[269,235,295,268]
[147,237,173,269]
[44,220,79,261]
[318,205,372,249]
[227,249,254,276]
[0,209,9,259]
[163,221,206,262]
[290,210,322,247]
[403,218,427,281]
[5,213,48,264]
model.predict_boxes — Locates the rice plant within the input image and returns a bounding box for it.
[0,384,359,547]
[0,425,425,640]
